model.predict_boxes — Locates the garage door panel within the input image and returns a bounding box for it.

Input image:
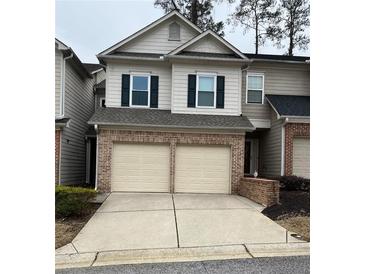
[111,144,170,192]
[293,138,310,179]
[175,145,230,194]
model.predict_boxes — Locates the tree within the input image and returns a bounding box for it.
[228,0,281,54]
[154,0,226,36]
[271,0,310,56]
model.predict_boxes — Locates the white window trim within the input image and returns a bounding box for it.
[246,73,265,104]
[129,73,151,108]
[99,97,106,107]
[196,73,217,108]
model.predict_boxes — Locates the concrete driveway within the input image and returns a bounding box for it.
[72,193,291,253]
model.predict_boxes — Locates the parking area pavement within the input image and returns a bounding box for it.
[71,193,291,253]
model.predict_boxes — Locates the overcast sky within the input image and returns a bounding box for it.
[56,0,310,63]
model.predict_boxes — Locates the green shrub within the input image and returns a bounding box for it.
[55,185,97,217]
[276,176,310,192]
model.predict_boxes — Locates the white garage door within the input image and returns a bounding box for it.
[175,145,231,194]
[293,138,310,178]
[111,143,170,192]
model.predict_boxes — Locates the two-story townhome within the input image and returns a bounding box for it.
[55,38,105,186]
[87,10,309,194]
[241,54,310,179]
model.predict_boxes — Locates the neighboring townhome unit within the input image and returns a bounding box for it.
[55,38,104,185]
[89,11,255,194]
[241,54,310,179]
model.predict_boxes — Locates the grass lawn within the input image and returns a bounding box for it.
[262,190,310,241]
[55,203,101,249]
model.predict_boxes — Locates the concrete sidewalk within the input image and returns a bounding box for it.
[55,243,310,269]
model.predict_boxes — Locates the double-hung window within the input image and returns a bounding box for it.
[247,73,264,104]
[197,74,216,107]
[130,74,150,107]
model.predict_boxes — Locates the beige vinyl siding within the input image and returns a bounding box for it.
[184,36,232,54]
[259,110,283,177]
[175,145,231,194]
[106,61,171,109]
[117,17,199,54]
[96,69,105,84]
[60,61,95,185]
[242,62,310,121]
[55,48,63,117]
[171,62,242,115]
[111,143,170,192]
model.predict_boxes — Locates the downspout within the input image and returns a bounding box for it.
[280,117,289,176]
[94,124,99,191]
[60,52,73,117]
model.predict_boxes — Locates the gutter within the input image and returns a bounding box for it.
[97,54,165,62]
[249,58,310,64]
[60,52,73,117]
[88,121,255,132]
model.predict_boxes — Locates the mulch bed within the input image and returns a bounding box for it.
[55,203,101,249]
[262,190,310,241]
[262,190,310,219]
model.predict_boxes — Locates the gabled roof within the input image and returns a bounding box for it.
[88,108,254,131]
[98,10,202,56]
[83,63,104,74]
[244,53,310,63]
[168,30,248,60]
[55,38,92,79]
[266,95,310,117]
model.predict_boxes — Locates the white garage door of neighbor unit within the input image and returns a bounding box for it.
[111,143,170,192]
[293,138,310,179]
[175,145,231,194]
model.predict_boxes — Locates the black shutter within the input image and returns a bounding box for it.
[121,74,130,106]
[216,76,225,108]
[150,76,159,108]
[187,74,196,108]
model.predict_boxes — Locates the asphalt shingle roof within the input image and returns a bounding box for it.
[94,80,105,89]
[266,95,310,117]
[83,63,104,74]
[243,53,309,62]
[88,108,254,131]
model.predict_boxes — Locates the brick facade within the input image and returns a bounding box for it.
[97,129,245,193]
[284,123,310,176]
[55,129,61,184]
[239,177,280,206]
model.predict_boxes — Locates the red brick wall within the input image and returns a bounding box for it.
[55,129,61,184]
[97,129,245,193]
[239,177,280,206]
[284,123,310,176]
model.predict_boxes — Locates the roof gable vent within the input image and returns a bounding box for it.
[169,22,180,41]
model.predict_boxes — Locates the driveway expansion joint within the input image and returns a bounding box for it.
[171,195,180,248]
[71,242,79,254]
[242,244,254,258]
[91,252,99,267]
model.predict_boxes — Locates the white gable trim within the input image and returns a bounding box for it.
[168,30,248,60]
[98,11,202,56]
